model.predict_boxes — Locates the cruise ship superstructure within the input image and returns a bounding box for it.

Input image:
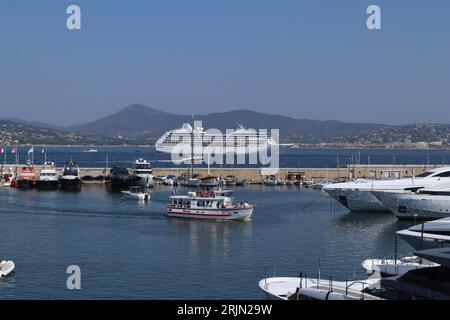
[155,122,275,155]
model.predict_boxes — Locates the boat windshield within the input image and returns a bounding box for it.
[64,168,78,176]
[134,164,151,170]
[415,172,433,178]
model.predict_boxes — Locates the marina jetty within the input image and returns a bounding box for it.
[0,164,443,184]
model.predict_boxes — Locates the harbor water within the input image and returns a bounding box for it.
[0,183,416,299]
[2,147,450,169]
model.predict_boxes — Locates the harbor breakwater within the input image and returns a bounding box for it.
[1,164,443,184]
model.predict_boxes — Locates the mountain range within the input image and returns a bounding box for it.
[3,104,450,147]
[66,104,388,143]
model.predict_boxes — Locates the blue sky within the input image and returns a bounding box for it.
[0,0,449,125]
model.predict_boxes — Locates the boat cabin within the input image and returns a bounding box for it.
[169,195,232,209]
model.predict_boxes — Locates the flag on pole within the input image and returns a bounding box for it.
[41,147,45,154]
[28,147,34,154]
[0,148,4,154]
[11,147,16,154]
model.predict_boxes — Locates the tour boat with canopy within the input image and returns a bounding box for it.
[167,189,253,221]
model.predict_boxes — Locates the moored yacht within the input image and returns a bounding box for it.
[323,166,450,212]
[396,217,450,250]
[263,175,278,186]
[108,166,139,191]
[16,162,37,189]
[179,174,201,188]
[200,175,219,187]
[131,158,154,188]
[36,161,59,190]
[369,248,450,300]
[372,183,450,220]
[60,161,81,190]
[167,189,253,221]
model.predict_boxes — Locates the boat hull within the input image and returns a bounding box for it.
[135,174,154,188]
[121,191,150,201]
[397,229,450,250]
[36,180,59,190]
[180,179,201,188]
[60,178,81,190]
[166,207,253,221]
[325,188,388,212]
[372,191,450,220]
[16,179,36,189]
[0,260,15,278]
[258,277,381,300]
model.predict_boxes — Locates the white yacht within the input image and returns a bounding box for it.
[397,217,450,249]
[131,158,154,188]
[60,161,81,190]
[259,276,381,300]
[323,167,450,212]
[36,161,59,190]
[155,122,274,154]
[372,182,450,220]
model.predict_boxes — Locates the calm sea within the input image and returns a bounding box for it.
[0,147,444,299]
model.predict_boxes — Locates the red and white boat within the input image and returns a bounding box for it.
[2,167,14,188]
[167,189,254,221]
[16,163,37,189]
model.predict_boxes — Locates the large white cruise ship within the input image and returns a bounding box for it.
[155,122,275,154]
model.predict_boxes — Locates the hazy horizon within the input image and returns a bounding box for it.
[1,0,449,126]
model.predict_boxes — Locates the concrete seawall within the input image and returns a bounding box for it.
[1,164,443,183]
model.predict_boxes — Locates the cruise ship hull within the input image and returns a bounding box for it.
[155,144,269,155]
[371,191,450,220]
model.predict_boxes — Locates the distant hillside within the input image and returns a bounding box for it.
[0,120,144,146]
[3,106,450,148]
[68,104,388,143]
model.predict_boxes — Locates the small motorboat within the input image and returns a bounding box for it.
[361,255,438,277]
[2,169,14,188]
[263,175,278,186]
[121,187,150,201]
[259,276,382,300]
[163,178,174,186]
[0,260,15,278]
